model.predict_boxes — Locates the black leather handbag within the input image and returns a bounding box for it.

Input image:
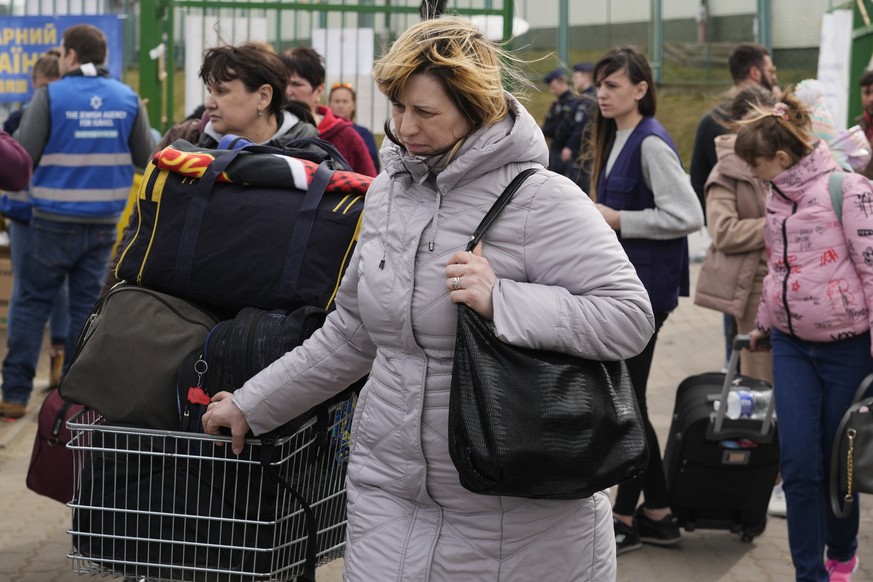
[448,169,649,499]
[830,373,873,517]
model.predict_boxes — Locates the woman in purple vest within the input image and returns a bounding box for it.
[588,46,704,555]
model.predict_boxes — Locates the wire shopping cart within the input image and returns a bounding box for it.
[66,393,356,582]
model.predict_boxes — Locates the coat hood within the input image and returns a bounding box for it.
[711,134,752,182]
[714,133,736,162]
[316,105,353,140]
[771,140,838,200]
[379,93,549,191]
[201,109,316,147]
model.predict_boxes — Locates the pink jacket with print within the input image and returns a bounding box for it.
[756,141,873,355]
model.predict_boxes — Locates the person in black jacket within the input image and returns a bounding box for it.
[565,62,597,193]
[541,68,580,175]
[689,44,779,220]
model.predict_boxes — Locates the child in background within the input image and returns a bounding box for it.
[737,90,873,582]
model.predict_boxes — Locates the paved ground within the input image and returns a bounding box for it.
[1,261,871,581]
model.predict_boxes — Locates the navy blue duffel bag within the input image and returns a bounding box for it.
[115,138,372,312]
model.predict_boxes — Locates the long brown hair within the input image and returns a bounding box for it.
[587,47,655,200]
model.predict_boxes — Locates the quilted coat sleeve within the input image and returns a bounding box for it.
[841,173,873,357]
[231,248,377,436]
[490,172,655,361]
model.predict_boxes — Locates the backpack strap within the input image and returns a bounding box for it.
[828,171,845,224]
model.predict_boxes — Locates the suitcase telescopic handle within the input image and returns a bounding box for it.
[712,334,776,437]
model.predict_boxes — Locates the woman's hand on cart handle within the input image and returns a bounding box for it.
[202,391,250,455]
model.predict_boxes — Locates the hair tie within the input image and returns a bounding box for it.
[772,102,789,120]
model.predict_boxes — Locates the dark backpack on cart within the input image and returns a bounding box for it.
[176,304,333,433]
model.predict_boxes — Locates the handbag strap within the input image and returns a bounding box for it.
[851,373,873,405]
[465,168,539,252]
[828,373,873,518]
[829,400,861,518]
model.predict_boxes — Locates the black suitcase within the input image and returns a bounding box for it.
[663,335,779,541]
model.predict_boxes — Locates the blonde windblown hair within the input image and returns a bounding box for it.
[372,16,530,154]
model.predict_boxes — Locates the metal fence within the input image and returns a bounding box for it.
[512,0,825,88]
[139,0,512,131]
[4,0,840,129]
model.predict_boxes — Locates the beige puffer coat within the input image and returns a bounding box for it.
[695,134,768,319]
[233,95,655,581]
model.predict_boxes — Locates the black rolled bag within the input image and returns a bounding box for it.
[115,139,373,312]
[178,305,330,435]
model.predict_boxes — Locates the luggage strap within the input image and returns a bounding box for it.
[255,385,362,582]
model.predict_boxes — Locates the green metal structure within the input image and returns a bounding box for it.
[137,0,514,130]
[850,0,873,121]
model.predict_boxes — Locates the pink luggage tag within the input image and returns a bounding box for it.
[187,386,211,405]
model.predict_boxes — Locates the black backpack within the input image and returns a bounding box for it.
[176,305,333,434]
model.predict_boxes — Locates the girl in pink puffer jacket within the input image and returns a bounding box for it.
[734,91,873,582]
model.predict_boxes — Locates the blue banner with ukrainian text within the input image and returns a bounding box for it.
[0,15,123,103]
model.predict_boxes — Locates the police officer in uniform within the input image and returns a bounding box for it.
[541,68,579,176]
[566,62,597,193]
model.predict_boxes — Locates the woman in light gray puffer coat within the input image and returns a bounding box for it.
[204,17,654,581]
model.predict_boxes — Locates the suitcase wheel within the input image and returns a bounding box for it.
[740,518,767,542]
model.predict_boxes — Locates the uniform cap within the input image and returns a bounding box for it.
[543,68,567,84]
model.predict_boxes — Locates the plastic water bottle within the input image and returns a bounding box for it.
[713,389,772,420]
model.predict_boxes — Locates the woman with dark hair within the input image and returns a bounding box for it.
[280,47,377,176]
[108,42,320,294]
[153,42,318,152]
[588,46,703,554]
